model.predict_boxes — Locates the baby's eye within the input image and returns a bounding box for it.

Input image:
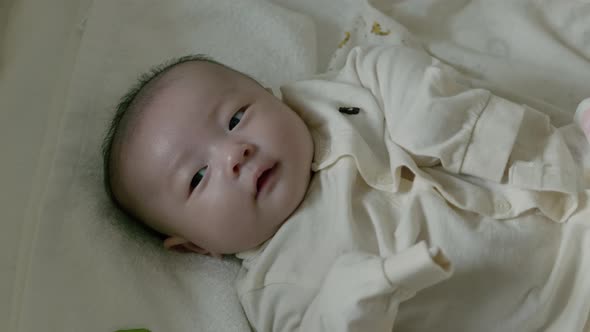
[229,105,248,130]
[190,166,208,192]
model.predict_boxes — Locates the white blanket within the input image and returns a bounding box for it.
[5,0,590,331]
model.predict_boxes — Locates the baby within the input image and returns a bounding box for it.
[103,45,590,331]
[103,54,314,257]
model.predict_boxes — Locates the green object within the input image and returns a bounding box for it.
[115,329,151,332]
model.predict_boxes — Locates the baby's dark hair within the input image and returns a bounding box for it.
[101,54,227,238]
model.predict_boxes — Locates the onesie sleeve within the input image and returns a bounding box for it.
[239,242,452,332]
[337,45,526,184]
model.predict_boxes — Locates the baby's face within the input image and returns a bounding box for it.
[117,62,313,255]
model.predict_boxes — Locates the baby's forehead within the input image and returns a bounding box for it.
[132,61,252,136]
[158,60,245,90]
[130,59,258,137]
[136,61,237,114]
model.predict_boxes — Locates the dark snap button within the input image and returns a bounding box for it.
[338,106,360,115]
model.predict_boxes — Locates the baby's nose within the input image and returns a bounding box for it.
[225,143,254,176]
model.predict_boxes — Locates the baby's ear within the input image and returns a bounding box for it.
[163,236,222,258]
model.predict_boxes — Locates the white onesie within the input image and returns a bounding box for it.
[236,45,590,332]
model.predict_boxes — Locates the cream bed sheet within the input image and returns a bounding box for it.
[1,0,93,328]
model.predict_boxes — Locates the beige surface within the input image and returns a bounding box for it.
[0,0,91,329]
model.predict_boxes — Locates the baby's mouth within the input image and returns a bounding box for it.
[256,163,276,197]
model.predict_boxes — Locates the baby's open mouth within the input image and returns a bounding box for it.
[256,163,276,196]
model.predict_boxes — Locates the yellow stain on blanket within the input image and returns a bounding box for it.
[338,31,351,48]
[371,22,391,36]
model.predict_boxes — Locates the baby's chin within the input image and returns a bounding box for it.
[224,221,285,255]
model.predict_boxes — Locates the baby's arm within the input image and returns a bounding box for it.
[341,45,582,191]
[239,242,451,332]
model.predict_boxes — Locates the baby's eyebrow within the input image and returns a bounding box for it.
[203,93,227,120]
[167,149,188,193]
